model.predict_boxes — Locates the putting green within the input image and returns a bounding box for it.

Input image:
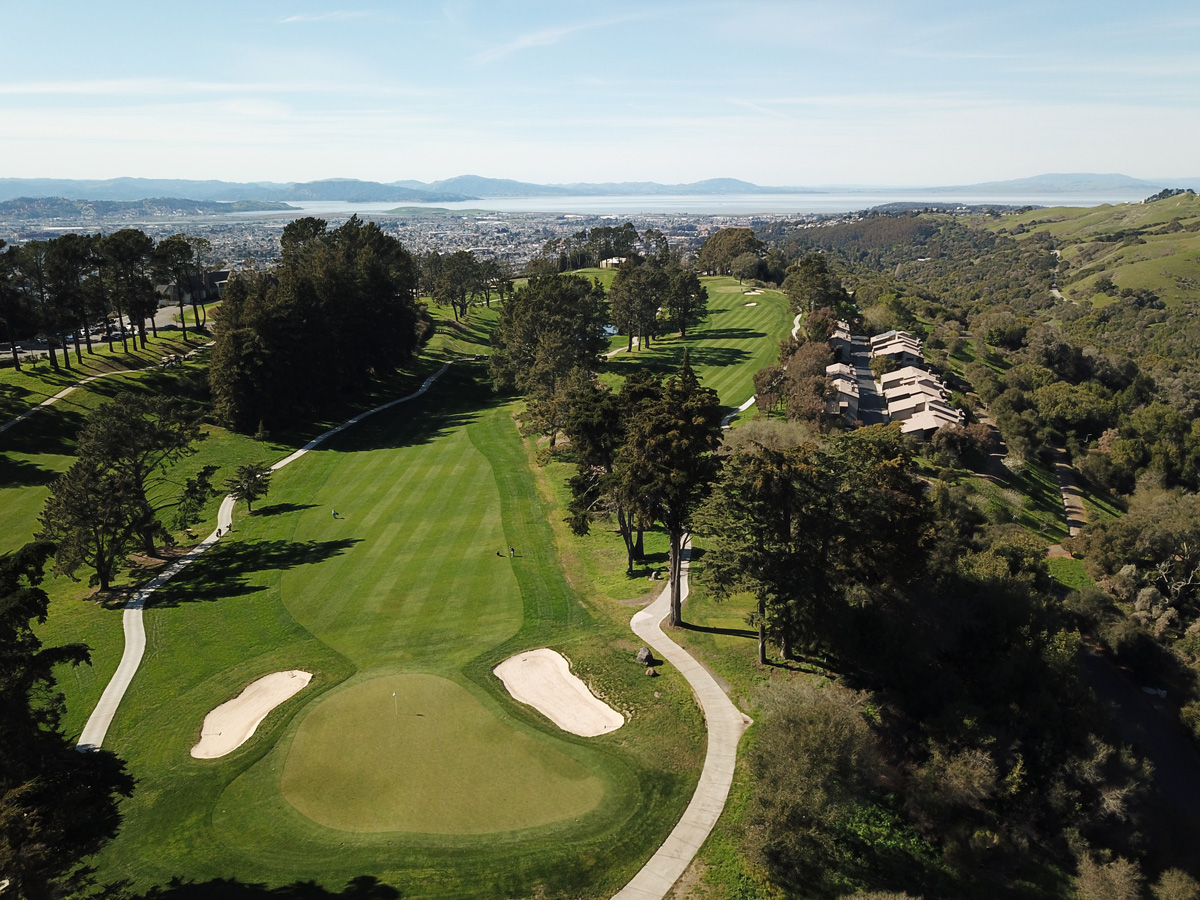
[58,368,704,897]
[281,673,604,833]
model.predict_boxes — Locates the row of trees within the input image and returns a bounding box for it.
[560,357,723,623]
[537,222,644,271]
[0,231,214,371]
[420,250,514,321]
[490,272,610,447]
[489,269,724,625]
[609,256,709,348]
[208,216,425,432]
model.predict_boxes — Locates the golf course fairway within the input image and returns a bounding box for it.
[85,364,704,898]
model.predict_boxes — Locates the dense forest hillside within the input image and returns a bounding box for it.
[749,201,1200,900]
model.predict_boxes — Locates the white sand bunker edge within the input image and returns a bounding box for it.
[494,649,624,737]
[191,670,312,759]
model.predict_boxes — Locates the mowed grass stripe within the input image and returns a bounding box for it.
[60,354,705,899]
[468,407,589,643]
[279,399,521,670]
[602,276,791,410]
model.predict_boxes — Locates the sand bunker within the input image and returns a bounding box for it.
[744,289,762,295]
[743,302,758,307]
[494,649,624,737]
[191,670,312,759]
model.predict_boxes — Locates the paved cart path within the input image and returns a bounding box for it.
[76,363,451,751]
[76,360,752,900]
[0,342,214,435]
[613,538,752,900]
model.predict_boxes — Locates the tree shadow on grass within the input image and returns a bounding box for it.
[253,502,317,517]
[0,454,58,487]
[149,538,361,607]
[681,621,758,639]
[0,404,85,456]
[135,875,401,900]
[322,366,502,454]
[605,345,750,377]
[689,327,767,342]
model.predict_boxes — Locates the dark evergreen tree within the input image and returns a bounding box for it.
[618,353,723,625]
[209,216,421,431]
[0,542,133,899]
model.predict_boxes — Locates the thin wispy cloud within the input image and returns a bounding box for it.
[0,77,432,99]
[471,11,656,65]
[471,24,587,65]
[280,10,372,24]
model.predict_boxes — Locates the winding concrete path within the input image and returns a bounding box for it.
[1,342,214,435]
[614,538,752,900]
[720,396,756,428]
[604,336,640,359]
[75,358,752,900]
[2,370,138,435]
[76,362,452,752]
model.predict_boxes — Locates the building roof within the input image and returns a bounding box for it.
[879,365,934,389]
[871,334,924,359]
[899,405,964,435]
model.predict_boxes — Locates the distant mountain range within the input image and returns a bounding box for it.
[923,173,1185,195]
[0,173,1196,204]
[0,197,298,220]
[0,177,475,204]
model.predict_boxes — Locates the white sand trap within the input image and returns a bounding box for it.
[744,289,762,295]
[743,302,758,307]
[494,649,624,737]
[191,670,312,759]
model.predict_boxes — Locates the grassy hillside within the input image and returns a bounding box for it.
[602,276,791,413]
[991,192,1200,305]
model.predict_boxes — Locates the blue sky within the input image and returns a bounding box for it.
[1,1,1197,186]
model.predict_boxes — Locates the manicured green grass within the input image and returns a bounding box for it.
[603,277,791,409]
[74,365,702,899]
[421,300,501,359]
[569,266,619,290]
[21,308,486,740]
[0,357,287,557]
[0,330,213,422]
[17,272,782,898]
[281,672,605,833]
